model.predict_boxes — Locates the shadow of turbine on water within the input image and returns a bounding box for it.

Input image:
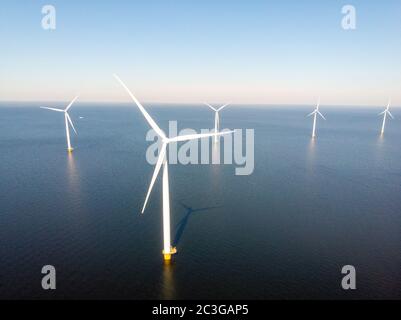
[173,202,221,247]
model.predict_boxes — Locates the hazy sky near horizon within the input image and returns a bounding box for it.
[0,0,400,106]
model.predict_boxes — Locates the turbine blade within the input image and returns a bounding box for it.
[114,74,166,139]
[306,110,316,117]
[66,113,77,135]
[142,143,167,214]
[217,103,230,112]
[387,111,394,119]
[378,110,385,116]
[317,111,326,120]
[65,96,79,112]
[168,130,234,143]
[204,102,217,112]
[40,107,64,112]
[316,97,320,109]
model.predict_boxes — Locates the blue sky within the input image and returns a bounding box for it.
[0,0,400,106]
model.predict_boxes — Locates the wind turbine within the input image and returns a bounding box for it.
[379,99,394,135]
[40,96,79,152]
[114,74,233,261]
[307,98,326,138]
[204,102,230,143]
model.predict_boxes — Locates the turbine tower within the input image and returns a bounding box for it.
[379,99,394,135]
[40,96,79,152]
[114,75,233,261]
[204,102,230,143]
[307,98,326,138]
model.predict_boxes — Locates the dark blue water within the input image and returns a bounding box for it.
[1,102,401,299]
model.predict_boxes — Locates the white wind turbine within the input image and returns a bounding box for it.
[307,98,326,138]
[40,96,79,152]
[204,102,230,143]
[379,99,394,135]
[114,74,233,261]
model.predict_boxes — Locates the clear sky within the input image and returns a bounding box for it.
[0,0,400,106]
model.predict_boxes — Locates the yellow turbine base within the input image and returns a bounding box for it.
[67,148,74,153]
[163,247,177,261]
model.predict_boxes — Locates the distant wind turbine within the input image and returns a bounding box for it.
[379,99,394,135]
[307,98,326,138]
[114,74,233,261]
[40,96,79,152]
[204,102,230,143]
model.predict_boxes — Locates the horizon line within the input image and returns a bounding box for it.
[0,100,399,109]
